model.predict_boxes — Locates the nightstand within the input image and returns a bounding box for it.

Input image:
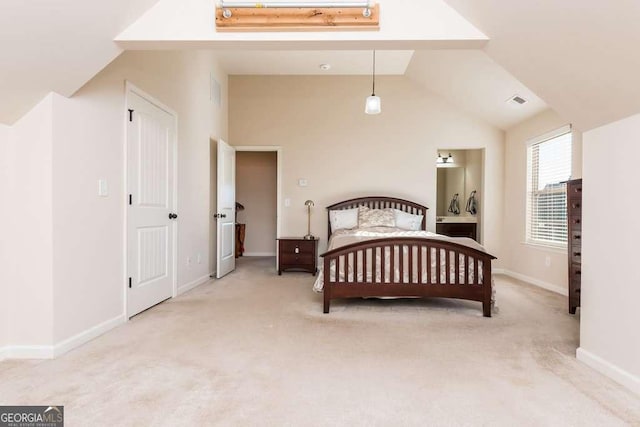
[278,237,319,275]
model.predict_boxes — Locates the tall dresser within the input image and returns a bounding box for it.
[567,179,582,314]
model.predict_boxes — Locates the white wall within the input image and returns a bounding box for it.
[502,109,582,293]
[236,152,277,255]
[1,50,228,354]
[579,113,640,394]
[49,50,228,343]
[0,123,10,351]
[1,96,56,350]
[229,76,505,262]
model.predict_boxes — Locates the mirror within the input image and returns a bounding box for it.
[437,167,465,216]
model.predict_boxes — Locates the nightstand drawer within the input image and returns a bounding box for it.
[280,253,314,266]
[279,240,315,255]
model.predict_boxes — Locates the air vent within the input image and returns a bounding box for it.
[507,95,528,105]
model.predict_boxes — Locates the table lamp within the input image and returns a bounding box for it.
[304,200,315,240]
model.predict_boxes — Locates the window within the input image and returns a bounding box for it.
[526,126,572,247]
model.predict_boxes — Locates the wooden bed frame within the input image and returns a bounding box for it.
[321,196,497,317]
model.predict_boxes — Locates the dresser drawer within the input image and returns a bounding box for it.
[568,183,583,200]
[569,262,581,279]
[568,199,582,217]
[279,240,315,255]
[568,215,582,230]
[569,230,582,246]
[570,247,582,264]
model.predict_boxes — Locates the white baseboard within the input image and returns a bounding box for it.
[496,269,567,296]
[0,314,126,361]
[577,347,640,395]
[0,345,54,360]
[243,252,276,257]
[177,274,211,296]
[53,314,126,358]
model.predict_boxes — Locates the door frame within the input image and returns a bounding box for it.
[123,81,179,318]
[234,145,282,270]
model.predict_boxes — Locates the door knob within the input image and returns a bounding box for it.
[169,213,178,219]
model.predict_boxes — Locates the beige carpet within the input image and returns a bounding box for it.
[1,257,639,426]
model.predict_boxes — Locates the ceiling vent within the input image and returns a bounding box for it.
[508,95,528,105]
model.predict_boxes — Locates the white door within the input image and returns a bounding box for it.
[216,139,236,278]
[127,91,176,317]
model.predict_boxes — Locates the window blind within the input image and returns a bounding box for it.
[526,128,572,246]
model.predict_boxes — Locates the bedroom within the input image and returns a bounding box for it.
[1,0,639,424]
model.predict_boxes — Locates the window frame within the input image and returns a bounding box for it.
[525,125,572,249]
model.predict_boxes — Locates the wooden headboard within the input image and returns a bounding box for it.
[326,196,428,238]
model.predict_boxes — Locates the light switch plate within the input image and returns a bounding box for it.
[284,198,291,207]
[98,179,109,197]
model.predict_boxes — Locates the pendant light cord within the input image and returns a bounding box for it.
[372,50,376,96]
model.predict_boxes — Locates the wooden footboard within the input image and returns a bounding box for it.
[321,237,497,317]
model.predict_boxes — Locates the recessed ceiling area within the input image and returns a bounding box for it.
[216,50,415,75]
[217,48,547,129]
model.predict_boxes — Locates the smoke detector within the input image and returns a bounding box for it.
[319,63,331,71]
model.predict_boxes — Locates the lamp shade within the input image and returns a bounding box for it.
[365,95,381,115]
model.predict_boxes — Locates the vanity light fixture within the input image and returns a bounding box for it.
[365,50,381,115]
[437,153,454,164]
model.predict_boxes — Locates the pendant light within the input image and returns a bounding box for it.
[365,50,381,115]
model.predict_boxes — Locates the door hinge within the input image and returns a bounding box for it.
[128,277,132,288]
[129,194,132,205]
[128,109,134,122]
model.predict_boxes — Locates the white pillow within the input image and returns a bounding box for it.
[330,208,359,231]
[394,209,424,231]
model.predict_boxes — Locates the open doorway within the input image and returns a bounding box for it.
[235,150,278,266]
[435,149,484,244]
[210,144,281,277]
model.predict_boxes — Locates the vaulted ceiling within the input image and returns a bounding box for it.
[0,0,161,124]
[2,0,640,132]
[443,0,640,131]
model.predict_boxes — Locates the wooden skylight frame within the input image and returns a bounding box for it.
[215,1,380,32]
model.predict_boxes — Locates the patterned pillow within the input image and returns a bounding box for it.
[329,208,359,231]
[358,206,396,228]
[394,209,424,231]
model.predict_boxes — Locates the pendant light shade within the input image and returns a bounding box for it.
[365,50,381,115]
[365,95,381,114]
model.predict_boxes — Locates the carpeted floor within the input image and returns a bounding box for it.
[1,257,639,426]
